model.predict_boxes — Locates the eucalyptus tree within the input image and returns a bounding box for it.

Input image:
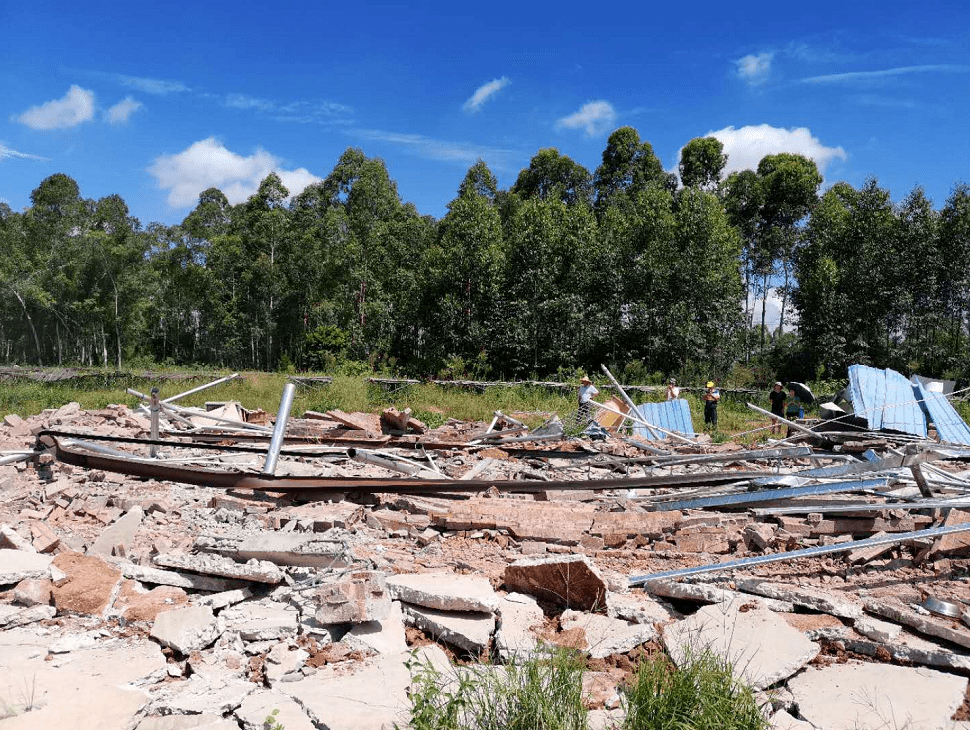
[678,137,727,192]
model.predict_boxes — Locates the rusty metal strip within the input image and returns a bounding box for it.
[42,436,765,495]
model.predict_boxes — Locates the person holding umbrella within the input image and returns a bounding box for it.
[785,385,804,437]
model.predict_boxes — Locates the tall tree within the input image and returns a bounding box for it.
[679,137,727,191]
[511,149,592,207]
[594,127,675,212]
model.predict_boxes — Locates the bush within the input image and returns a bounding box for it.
[621,647,767,730]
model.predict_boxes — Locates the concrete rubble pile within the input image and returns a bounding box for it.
[1,391,970,730]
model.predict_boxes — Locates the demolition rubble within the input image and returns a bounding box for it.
[1,369,970,730]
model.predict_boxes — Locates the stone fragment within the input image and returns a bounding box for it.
[789,661,967,730]
[930,508,970,556]
[504,554,607,611]
[0,602,56,627]
[606,591,675,625]
[560,610,657,659]
[735,579,863,619]
[743,522,776,550]
[107,556,247,592]
[230,532,353,568]
[0,524,36,552]
[50,552,122,615]
[148,674,255,716]
[402,604,495,654]
[387,572,499,613]
[264,642,310,684]
[853,616,901,643]
[222,600,300,641]
[495,592,545,661]
[345,599,409,656]
[0,547,52,584]
[647,580,793,612]
[154,552,284,584]
[13,576,52,606]
[235,689,316,730]
[112,580,189,622]
[88,505,143,557]
[293,569,391,624]
[864,596,970,649]
[197,587,254,610]
[151,605,223,654]
[662,599,819,690]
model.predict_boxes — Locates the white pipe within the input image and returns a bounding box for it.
[263,383,296,475]
[600,364,659,438]
[162,373,240,404]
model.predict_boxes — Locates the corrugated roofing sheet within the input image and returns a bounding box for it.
[633,399,694,441]
[846,365,926,437]
[912,377,970,446]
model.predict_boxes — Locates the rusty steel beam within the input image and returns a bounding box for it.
[40,435,764,496]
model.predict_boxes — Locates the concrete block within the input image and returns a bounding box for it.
[402,603,495,654]
[504,554,607,611]
[12,577,52,606]
[345,600,409,656]
[662,599,819,690]
[154,552,284,584]
[0,547,52,584]
[222,600,300,641]
[853,616,901,643]
[387,572,499,613]
[495,592,545,661]
[235,689,316,730]
[606,591,674,625]
[88,505,143,557]
[151,605,224,654]
[560,610,657,658]
[294,569,391,624]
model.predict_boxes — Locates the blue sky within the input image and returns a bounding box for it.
[2,0,969,227]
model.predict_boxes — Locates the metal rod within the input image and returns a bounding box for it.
[149,387,160,458]
[600,364,659,438]
[746,402,820,439]
[590,400,696,445]
[263,383,296,475]
[162,373,240,404]
[642,477,890,511]
[0,452,34,466]
[629,522,970,586]
[750,498,970,516]
[347,448,444,479]
[127,387,272,433]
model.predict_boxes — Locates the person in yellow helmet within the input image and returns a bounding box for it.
[702,380,720,429]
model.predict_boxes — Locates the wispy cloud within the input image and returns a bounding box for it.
[800,64,968,84]
[736,52,774,86]
[16,85,96,130]
[555,100,617,137]
[116,74,188,95]
[148,137,321,207]
[0,143,49,162]
[856,94,919,109]
[462,77,510,113]
[104,96,143,124]
[704,124,847,177]
[352,128,519,169]
[223,93,352,124]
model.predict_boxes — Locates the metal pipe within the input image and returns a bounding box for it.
[600,364,659,438]
[162,373,240,404]
[346,448,444,479]
[263,383,296,475]
[149,387,160,458]
[746,402,820,439]
[750,498,970,516]
[629,522,970,586]
[0,452,34,466]
[590,400,697,445]
[127,387,272,433]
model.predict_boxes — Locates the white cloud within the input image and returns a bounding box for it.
[16,85,96,130]
[116,74,188,94]
[352,129,519,170]
[706,124,847,176]
[104,96,143,124]
[462,77,510,112]
[736,52,774,86]
[800,64,968,84]
[555,100,617,137]
[0,143,49,161]
[223,94,353,124]
[147,137,321,207]
[747,288,794,332]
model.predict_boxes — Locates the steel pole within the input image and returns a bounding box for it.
[149,387,160,458]
[263,383,296,475]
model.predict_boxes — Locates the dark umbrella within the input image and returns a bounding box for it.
[787,381,815,404]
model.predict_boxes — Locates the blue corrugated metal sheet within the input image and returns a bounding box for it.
[912,377,970,445]
[846,365,926,437]
[633,399,694,441]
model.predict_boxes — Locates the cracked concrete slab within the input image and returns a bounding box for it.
[387,572,499,613]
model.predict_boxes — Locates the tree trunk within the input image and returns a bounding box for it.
[11,290,42,365]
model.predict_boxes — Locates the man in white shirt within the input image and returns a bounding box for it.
[578,375,599,405]
[666,378,680,400]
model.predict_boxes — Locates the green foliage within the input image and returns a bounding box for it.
[402,647,589,730]
[621,648,767,730]
[263,708,284,730]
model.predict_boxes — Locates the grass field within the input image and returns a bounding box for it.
[2,368,963,445]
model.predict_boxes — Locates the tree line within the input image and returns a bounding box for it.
[2,126,969,383]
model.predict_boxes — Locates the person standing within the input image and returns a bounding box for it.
[703,380,720,430]
[578,375,599,421]
[768,381,786,436]
[666,377,680,401]
[785,386,803,438]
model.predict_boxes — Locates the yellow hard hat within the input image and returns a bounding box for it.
[706,381,715,388]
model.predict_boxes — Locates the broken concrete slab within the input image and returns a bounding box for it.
[345,599,409,656]
[769,710,815,729]
[387,572,499,613]
[662,599,819,690]
[789,661,967,730]
[864,596,970,649]
[107,556,247,593]
[235,689,316,730]
[134,715,242,730]
[87,505,143,557]
[293,570,391,624]
[853,616,901,643]
[645,580,794,612]
[735,579,863,619]
[221,600,300,641]
[494,592,545,661]
[196,587,254,610]
[50,552,122,616]
[402,603,495,654]
[845,629,970,672]
[112,580,189,622]
[12,576,52,606]
[0,603,56,628]
[147,674,255,716]
[0,547,52,584]
[0,524,36,552]
[151,605,224,654]
[264,642,310,685]
[154,552,285,584]
[606,591,675,625]
[504,554,607,611]
[219,532,354,568]
[560,610,656,659]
